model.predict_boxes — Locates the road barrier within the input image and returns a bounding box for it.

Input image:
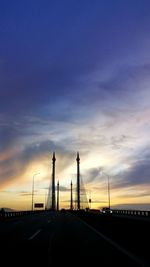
[112,209,150,217]
[0,209,51,219]
[1,208,150,219]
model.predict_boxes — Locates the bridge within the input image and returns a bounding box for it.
[0,208,150,267]
[46,152,89,211]
[1,152,150,266]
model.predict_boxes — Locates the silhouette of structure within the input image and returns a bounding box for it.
[76,152,80,210]
[52,152,56,210]
[80,176,89,210]
[57,181,59,211]
[76,152,89,210]
[70,180,73,210]
[46,151,89,210]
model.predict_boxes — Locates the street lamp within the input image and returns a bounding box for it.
[107,174,110,210]
[101,171,111,210]
[32,172,40,211]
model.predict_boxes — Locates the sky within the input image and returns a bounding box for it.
[1,0,150,211]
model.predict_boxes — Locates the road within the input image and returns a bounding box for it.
[0,210,149,267]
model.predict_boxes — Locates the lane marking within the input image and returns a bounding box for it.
[28,229,42,240]
[76,216,149,267]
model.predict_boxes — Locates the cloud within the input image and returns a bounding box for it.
[0,137,78,187]
[112,203,150,211]
[118,191,150,199]
[82,167,101,184]
[19,192,32,196]
[0,121,23,152]
[59,185,70,192]
[112,148,150,188]
[97,64,150,110]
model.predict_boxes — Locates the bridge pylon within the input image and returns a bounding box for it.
[76,152,80,210]
[51,152,56,210]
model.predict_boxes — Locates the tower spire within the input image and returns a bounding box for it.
[52,152,56,210]
[76,152,80,210]
[57,180,59,211]
[70,180,73,210]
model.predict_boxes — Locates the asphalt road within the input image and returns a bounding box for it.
[0,210,149,267]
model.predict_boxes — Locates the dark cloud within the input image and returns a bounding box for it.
[112,203,150,211]
[0,139,75,186]
[118,191,150,199]
[83,167,101,183]
[0,64,73,115]
[19,192,32,196]
[112,148,150,188]
[1,1,150,117]
[90,200,107,204]
[110,135,136,150]
[59,186,70,192]
[0,123,22,152]
[124,158,150,185]
[98,64,150,100]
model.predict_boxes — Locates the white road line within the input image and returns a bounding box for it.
[28,229,42,240]
[78,217,149,267]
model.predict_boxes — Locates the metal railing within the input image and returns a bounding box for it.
[0,209,50,219]
[112,209,150,217]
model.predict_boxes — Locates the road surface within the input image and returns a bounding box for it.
[0,210,149,267]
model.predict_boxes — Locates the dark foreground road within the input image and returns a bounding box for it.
[0,210,149,267]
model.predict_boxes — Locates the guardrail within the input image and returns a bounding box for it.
[0,209,50,219]
[112,209,150,217]
[1,208,150,219]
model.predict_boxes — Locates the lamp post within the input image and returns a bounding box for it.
[32,172,40,211]
[101,171,111,210]
[107,174,110,210]
[89,190,92,210]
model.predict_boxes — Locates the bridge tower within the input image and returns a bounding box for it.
[52,152,56,210]
[76,152,80,210]
[70,180,73,210]
[57,180,59,211]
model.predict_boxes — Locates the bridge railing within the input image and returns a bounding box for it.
[112,209,150,217]
[0,209,50,219]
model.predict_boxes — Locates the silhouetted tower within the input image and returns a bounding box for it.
[70,180,73,210]
[57,180,59,211]
[52,152,56,210]
[76,152,80,210]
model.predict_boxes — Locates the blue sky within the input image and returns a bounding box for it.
[0,0,150,210]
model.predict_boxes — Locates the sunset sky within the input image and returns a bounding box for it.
[1,0,150,211]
